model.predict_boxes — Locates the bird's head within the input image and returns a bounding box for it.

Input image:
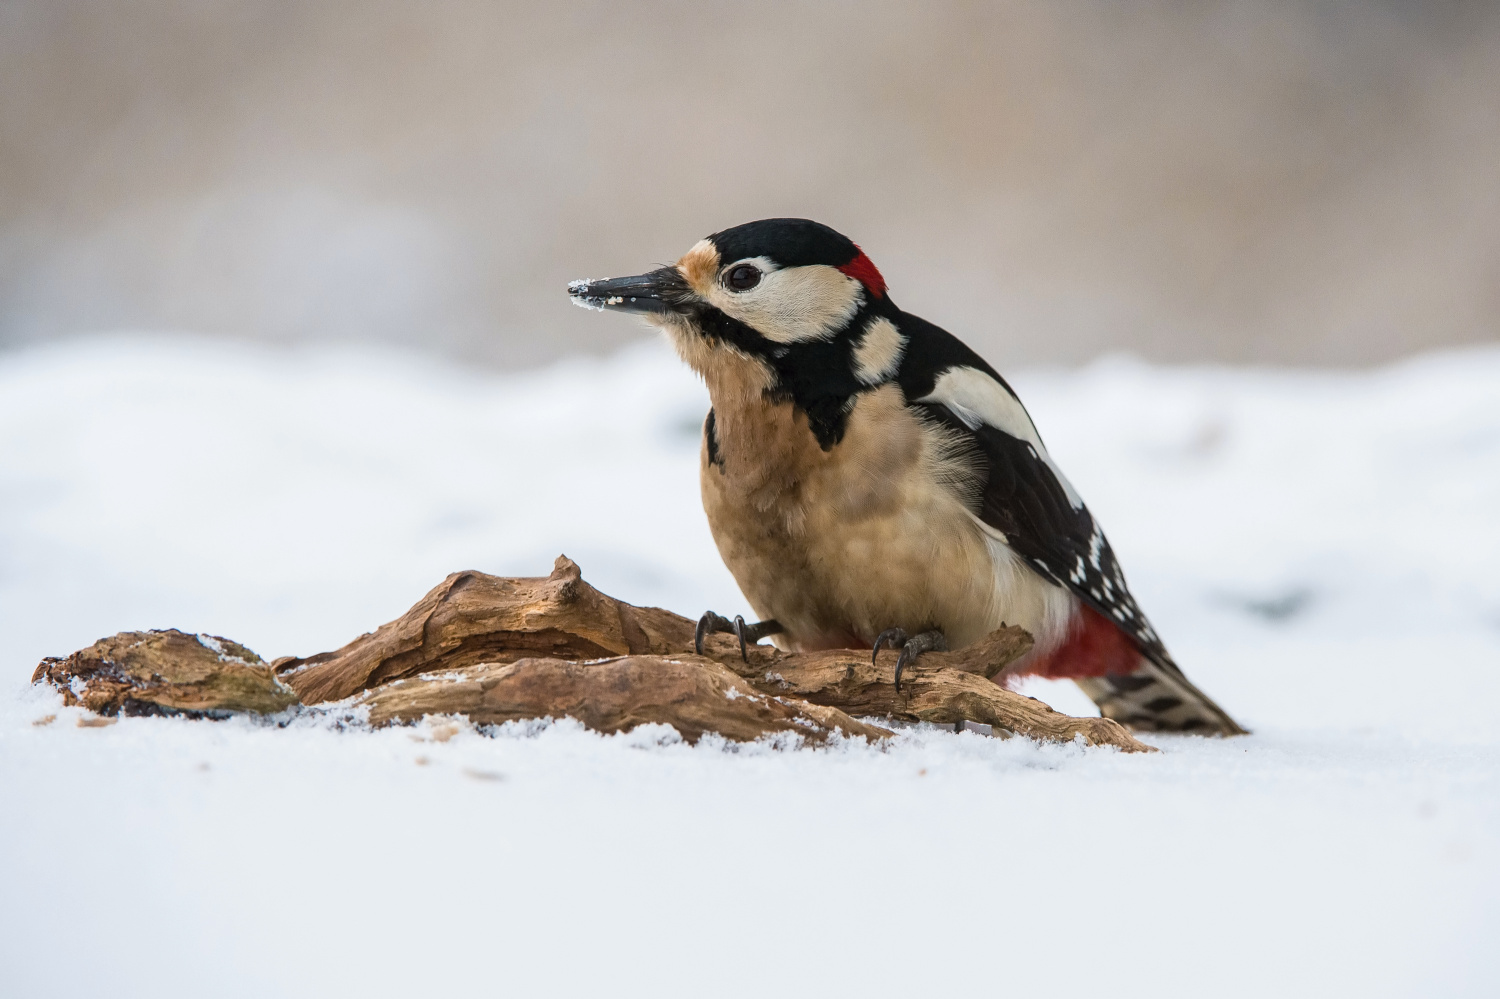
[568,219,900,391]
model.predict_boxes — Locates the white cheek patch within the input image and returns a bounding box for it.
[707,262,864,343]
[918,365,1084,509]
[851,316,905,384]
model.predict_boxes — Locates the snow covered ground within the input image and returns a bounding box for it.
[2,332,1497,997]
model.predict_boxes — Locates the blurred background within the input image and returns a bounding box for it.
[1,0,1497,369]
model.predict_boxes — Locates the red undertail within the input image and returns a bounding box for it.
[1018,604,1143,679]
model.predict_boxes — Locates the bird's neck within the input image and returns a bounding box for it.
[698,351,826,491]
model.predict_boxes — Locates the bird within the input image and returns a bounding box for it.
[568,218,1244,734]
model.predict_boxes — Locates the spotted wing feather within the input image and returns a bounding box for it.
[893,313,1245,734]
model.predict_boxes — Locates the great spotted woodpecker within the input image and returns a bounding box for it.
[569,218,1244,734]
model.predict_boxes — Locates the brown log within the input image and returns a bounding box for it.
[31,629,297,717]
[280,555,1150,752]
[31,556,1152,751]
[693,620,1035,680]
[713,635,1152,752]
[357,655,892,745]
[275,556,699,704]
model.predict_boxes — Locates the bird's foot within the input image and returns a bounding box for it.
[872,627,948,693]
[694,611,784,662]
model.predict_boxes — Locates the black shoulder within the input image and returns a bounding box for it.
[892,310,1019,403]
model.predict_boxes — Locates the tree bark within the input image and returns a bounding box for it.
[33,556,1153,752]
[278,556,1151,752]
[273,556,703,704]
[32,629,296,717]
[357,655,893,745]
[711,637,1150,750]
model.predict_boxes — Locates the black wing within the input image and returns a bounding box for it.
[893,312,1177,673]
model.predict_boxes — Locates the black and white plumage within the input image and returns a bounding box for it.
[569,218,1244,734]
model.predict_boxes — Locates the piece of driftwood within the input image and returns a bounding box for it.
[280,556,1149,752]
[31,629,297,717]
[274,557,701,704]
[358,655,892,745]
[33,557,1152,752]
[715,637,1149,751]
[692,617,1034,681]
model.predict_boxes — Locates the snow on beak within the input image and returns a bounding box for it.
[567,267,691,315]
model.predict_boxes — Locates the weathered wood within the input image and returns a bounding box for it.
[358,655,892,745]
[691,621,1036,681]
[279,555,1149,751]
[31,629,297,717]
[714,634,1151,751]
[33,556,1153,752]
[275,556,700,704]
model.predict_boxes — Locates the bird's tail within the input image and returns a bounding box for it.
[1075,659,1246,735]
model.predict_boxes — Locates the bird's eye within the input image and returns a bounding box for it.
[725,264,761,292]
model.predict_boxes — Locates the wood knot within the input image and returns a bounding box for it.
[549,554,583,603]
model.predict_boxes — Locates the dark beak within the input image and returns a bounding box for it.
[567,267,691,315]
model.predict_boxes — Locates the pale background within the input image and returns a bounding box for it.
[3,0,1497,369]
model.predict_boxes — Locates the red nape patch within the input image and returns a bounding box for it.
[837,249,886,299]
[1019,605,1143,679]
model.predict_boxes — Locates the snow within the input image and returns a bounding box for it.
[2,332,1498,997]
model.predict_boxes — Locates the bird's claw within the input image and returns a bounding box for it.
[694,611,784,662]
[872,627,947,693]
[871,627,908,664]
[694,611,735,656]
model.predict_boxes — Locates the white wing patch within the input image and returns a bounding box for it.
[851,316,905,384]
[916,365,1085,509]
